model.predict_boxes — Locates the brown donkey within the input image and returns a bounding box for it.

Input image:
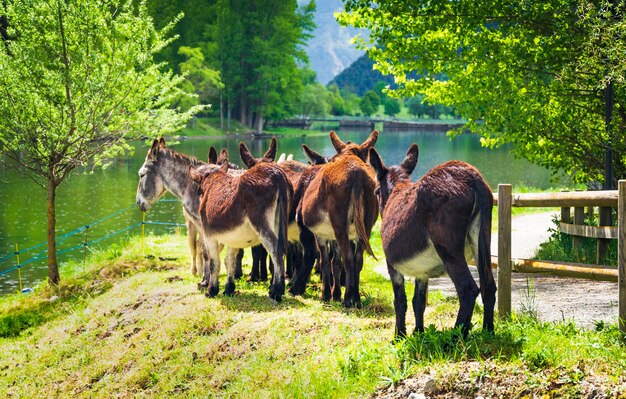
[189,139,292,302]
[296,131,379,308]
[369,145,496,338]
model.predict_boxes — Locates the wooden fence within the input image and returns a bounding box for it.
[495,181,626,332]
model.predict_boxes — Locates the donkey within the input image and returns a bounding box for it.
[295,131,379,308]
[184,146,243,277]
[189,139,292,302]
[136,138,212,280]
[368,145,496,338]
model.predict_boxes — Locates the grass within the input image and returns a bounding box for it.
[1,232,625,398]
[534,215,618,266]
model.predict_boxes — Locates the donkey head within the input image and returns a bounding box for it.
[239,137,277,168]
[302,144,329,165]
[368,144,419,213]
[136,138,168,212]
[329,130,378,161]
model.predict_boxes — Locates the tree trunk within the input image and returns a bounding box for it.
[227,97,231,131]
[239,95,247,126]
[255,111,264,136]
[46,178,60,285]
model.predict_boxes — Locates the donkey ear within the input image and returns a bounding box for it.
[400,144,419,176]
[239,142,256,169]
[262,137,277,162]
[217,148,229,165]
[159,137,166,148]
[329,131,346,153]
[303,144,327,165]
[368,148,387,180]
[360,130,379,151]
[219,159,229,173]
[149,139,159,159]
[188,165,204,183]
[208,146,218,164]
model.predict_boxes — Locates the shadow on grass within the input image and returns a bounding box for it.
[397,325,525,364]
[219,290,307,312]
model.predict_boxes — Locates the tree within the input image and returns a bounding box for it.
[178,46,223,113]
[215,0,316,134]
[406,95,426,118]
[297,83,330,119]
[0,0,202,285]
[360,90,380,116]
[384,98,401,117]
[340,0,626,185]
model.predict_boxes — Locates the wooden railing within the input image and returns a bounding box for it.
[494,182,626,332]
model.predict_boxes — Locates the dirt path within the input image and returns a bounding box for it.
[374,211,618,328]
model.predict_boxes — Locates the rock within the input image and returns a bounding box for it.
[408,393,427,399]
[423,379,437,396]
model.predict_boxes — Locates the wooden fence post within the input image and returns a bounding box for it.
[598,207,611,265]
[573,206,585,250]
[498,184,512,319]
[618,180,626,332]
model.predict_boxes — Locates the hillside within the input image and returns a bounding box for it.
[302,0,366,85]
[327,53,395,96]
[1,234,625,398]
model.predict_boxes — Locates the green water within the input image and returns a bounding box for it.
[0,130,556,294]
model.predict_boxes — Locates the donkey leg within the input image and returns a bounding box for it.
[224,247,239,296]
[388,264,408,338]
[317,241,332,302]
[444,256,480,337]
[330,242,342,301]
[197,240,211,290]
[289,224,316,296]
[204,240,222,298]
[413,279,428,334]
[186,219,198,275]
[234,249,244,280]
[335,233,359,308]
[252,224,285,302]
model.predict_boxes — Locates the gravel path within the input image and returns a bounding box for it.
[374,211,618,328]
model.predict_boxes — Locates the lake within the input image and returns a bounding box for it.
[0,130,557,294]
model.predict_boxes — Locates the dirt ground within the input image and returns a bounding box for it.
[375,211,619,328]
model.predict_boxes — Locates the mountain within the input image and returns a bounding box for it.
[301,0,366,85]
[327,54,395,96]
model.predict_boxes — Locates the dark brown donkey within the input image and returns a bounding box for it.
[369,145,496,338]
[189,139,293,302]
[295,131,379,308]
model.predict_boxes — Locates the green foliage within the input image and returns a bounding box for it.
[177,46,223,112]
[534,216,618,265]
[297,83,330,118]
[339,0,626,185]
[360,90,381,116]
[0,0,201,186]
[383,98,401,117]
[213,0,316,132]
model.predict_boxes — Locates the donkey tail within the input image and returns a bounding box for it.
[472,177,497,329]
[276,181,289,261]
[353,186,376,259]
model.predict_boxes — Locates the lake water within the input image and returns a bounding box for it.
[0,130,557,294]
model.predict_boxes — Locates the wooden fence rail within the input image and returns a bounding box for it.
[495,181,626,332]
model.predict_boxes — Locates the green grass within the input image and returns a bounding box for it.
[0,232,624,398]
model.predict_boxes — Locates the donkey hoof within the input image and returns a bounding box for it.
[197,280,208,290]
[205,285,219,298]
[342,298,362,309]
[269,284,284,303]
[223,282,236,296]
